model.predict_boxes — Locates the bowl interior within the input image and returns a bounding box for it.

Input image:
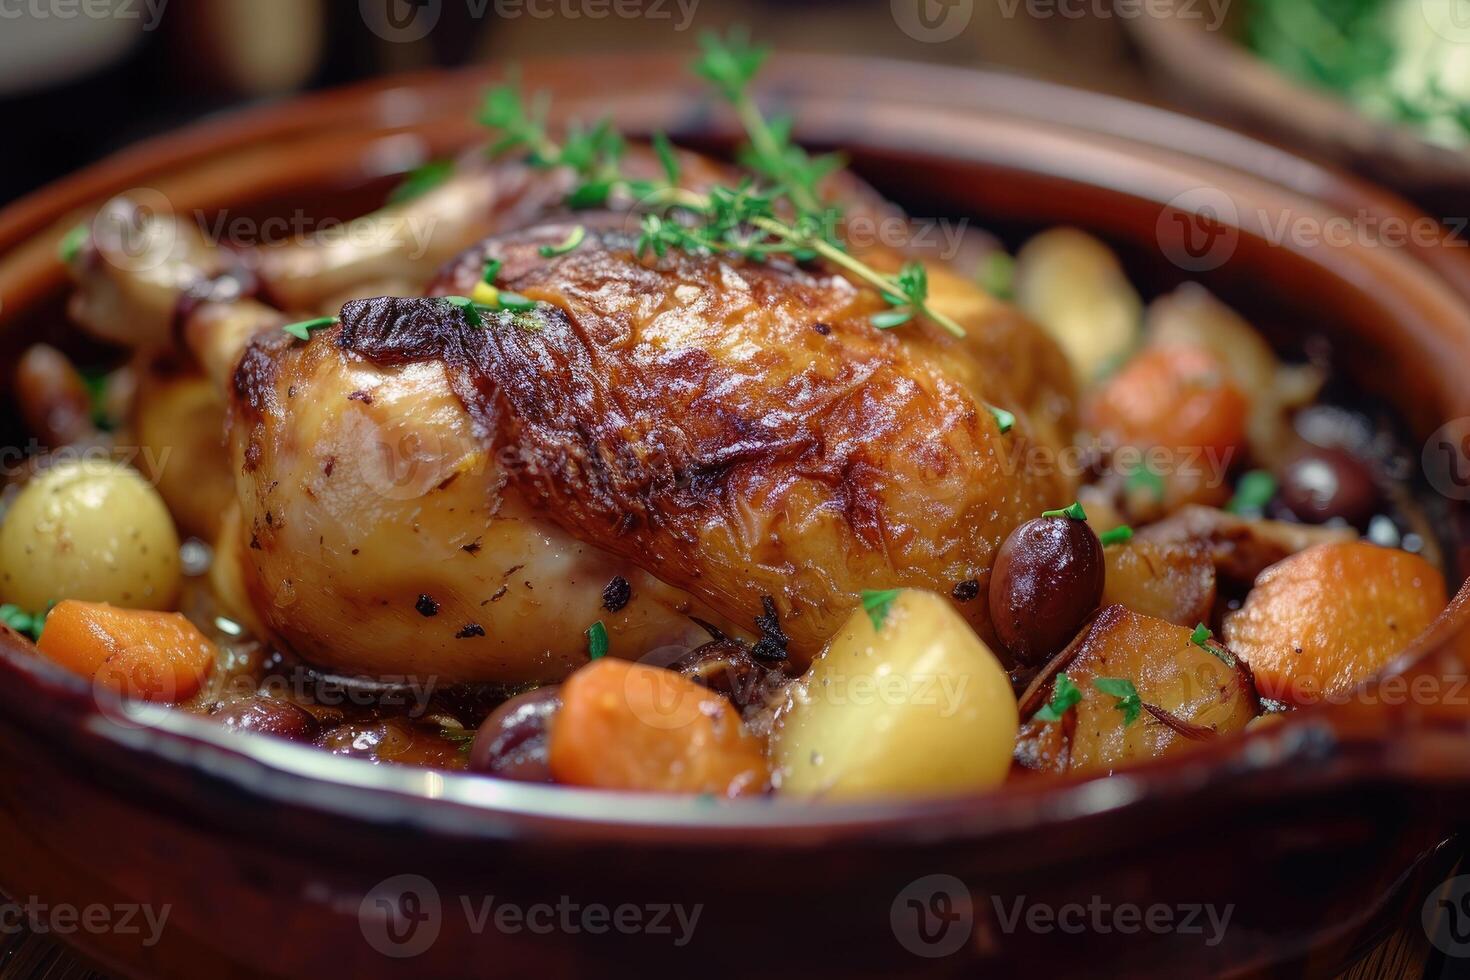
[2,54,1470,835]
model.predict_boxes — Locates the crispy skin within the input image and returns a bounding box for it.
[312,224,1077,658]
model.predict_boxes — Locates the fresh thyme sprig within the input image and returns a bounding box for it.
[474,30,967,340]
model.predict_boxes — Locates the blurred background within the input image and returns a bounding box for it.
[1,0,1466,213]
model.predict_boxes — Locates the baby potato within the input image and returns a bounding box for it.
[1014,228,1142,382]
[133,366,233,540]
[771,589,1017,799]
[0,459,181,611]
[1223,541,1446,704]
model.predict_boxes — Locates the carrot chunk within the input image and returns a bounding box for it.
[38,600,217,703]
[548,658,768,796]
[1224,542,1447,704]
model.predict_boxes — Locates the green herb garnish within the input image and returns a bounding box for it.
[1189,622,1237,668]
[1093,677,1142,727]
[538,225,586,258]
[1042,501,1088,521]
[1034,672,1081,723]
[0,603,46,642]
[438,726,476,756]
[482,258,503,284]
[475,31,965,340]
[58,223,89,264]
[987,404,1015,434]
[282,316,337,341]
[1227,469,1277,515]
[1098,525,1133,547]
[443,295,484,327]
[387,159,455,206]
[586,620,609,659]
[860,588,901,631]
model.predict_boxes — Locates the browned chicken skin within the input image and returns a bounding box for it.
[231,212,1076,676]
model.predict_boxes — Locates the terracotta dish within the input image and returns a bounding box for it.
[1,54,1469,978]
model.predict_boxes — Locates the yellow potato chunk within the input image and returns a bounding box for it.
[0,459,181,611]
[771,589,1017,799]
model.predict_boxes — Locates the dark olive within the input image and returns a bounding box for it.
[1279,446,1378,526]
[670,639,787,712]
[209,695,320,742]
[989,516,1104,666]
[467,686,560,782]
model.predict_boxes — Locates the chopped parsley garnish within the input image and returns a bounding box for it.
[987,404,1015,434]
[1227,469,1277,515]
[443,295,483,327]
[586,620,609,660]
[387,159,454,206]
[1034,672,1081,723]
[1189,622,1237,667]
[860,588,901,631]
[1098,525,1133,546]
[538,225,586,258]
[1092,677,1142,727]
[1042,501,1088,521]
[0,603,47,642]
[58,223,89,264]
[282,316,337,341]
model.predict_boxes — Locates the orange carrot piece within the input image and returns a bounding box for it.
[548,658,768,796]
[38,600,217,703]
[1224,542,1447,704]
[1087,345,1249,458]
